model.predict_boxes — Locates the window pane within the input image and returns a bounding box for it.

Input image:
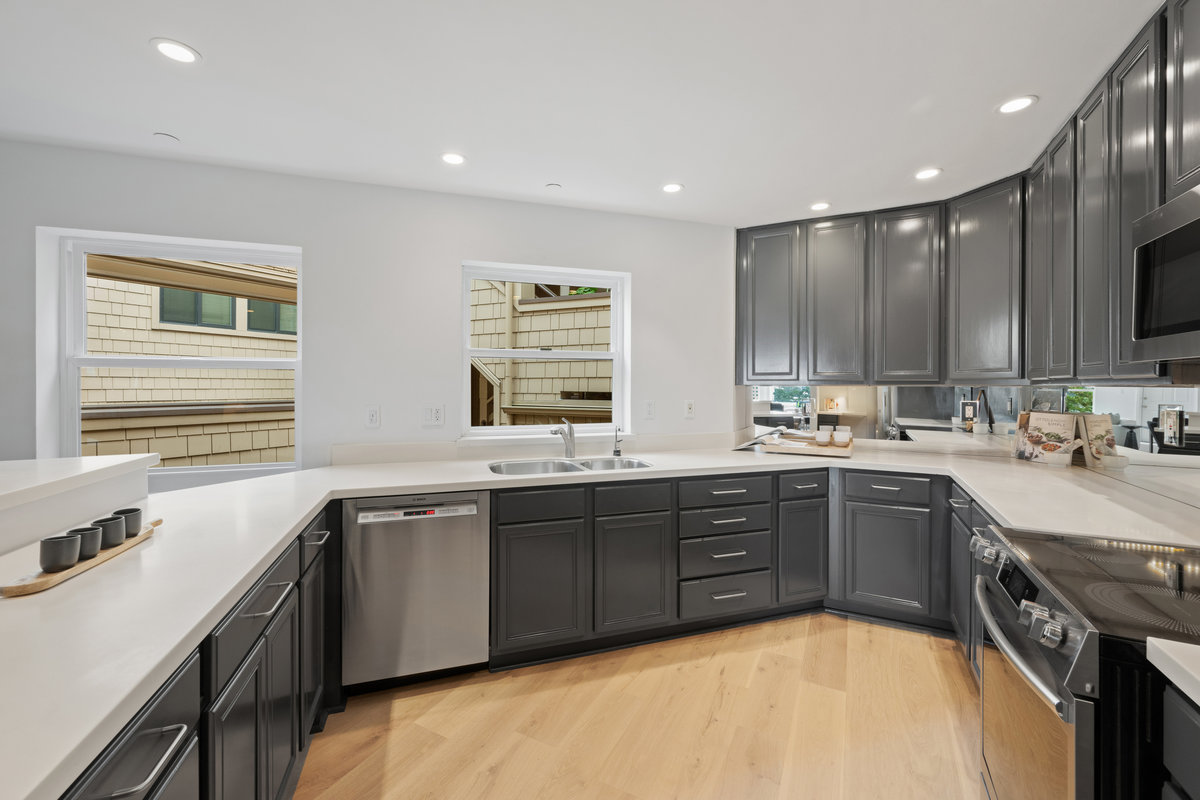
[469,280,612,352]
[469,357,612,427]
[278,304,297,334]
[80,367,295,467]
[160,288,196,324]
[200,293,234,327]
[246,299,277,332]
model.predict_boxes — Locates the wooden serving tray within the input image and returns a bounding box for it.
[759,440,855,458]
[2,518,163,598]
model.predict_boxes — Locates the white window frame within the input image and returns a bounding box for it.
[462,260,631,439]
[43,228,301,490]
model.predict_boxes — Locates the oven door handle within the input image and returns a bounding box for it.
[974,576,1070,721]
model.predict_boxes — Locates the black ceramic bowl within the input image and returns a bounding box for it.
[40,534,80,573]
[68,526,102,560]
[113,508,143,538]
[92,516,126,549]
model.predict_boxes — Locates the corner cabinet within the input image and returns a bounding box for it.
[946,177,1024,382]
[872,205,942,383]
[807,216,868,383]
[735,224,805,384]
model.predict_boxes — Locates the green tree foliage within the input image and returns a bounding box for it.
[773,386,811,405]
[1064,388,1093,414]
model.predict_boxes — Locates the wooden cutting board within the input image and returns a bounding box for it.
[759,440,855,458]
[1,518,163,598]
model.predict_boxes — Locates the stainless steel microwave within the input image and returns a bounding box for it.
[1130,189,1200,362]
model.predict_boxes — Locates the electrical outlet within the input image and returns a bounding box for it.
[422,405,444,427]
[645,401,656,419]
[365,404,381,428]
[685,400,695,419]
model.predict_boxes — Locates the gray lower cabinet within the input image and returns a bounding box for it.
[594,512,676,634]
[736,223,805,384]
[1047,120,1077,381]
[948,511,972,656]
[778,497,828,603]
[1168,0,1200,199]
[1075,77,1112,379]
[946,177,1024,382]
[299,549,326,749]
[807,216,868,383]
[1026,154,1050,382]
[148,735,200,800]
[872,205,942,383]
[1112,17,1167,379]
[494,519,588,650]
[843,501,933,618]
[264,590,300,800]
[968,506,995,682]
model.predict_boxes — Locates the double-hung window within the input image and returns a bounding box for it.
[463,261,630,435]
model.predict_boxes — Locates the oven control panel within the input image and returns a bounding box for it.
[998,560,1038,607]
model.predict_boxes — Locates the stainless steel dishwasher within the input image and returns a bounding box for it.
[342,491,489,686]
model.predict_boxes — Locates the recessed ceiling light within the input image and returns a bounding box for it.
[915,167,942,180]
[442,153,466,165]
[662,183,684,193]
[998,95,1037,114]
[811,202,830,211]
[150,38,200,64]
[153,132,180,142]
[545,183,562,189]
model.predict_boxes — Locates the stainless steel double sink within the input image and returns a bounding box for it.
[488,457,652,475]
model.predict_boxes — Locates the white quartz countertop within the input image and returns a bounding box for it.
[0,454,157,512]
[8,442,1200,800]
[1149,638,1200,706]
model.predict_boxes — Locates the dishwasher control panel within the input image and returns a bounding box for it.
[357,502,477,524]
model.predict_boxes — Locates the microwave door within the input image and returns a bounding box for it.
[1130,190,1200,362]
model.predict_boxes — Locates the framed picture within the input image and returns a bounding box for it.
[1160,405,1185,447]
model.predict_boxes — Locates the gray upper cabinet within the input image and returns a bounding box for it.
[1168,0,1200,199]
[1026,155,1050,382]
[736,224,805,384]
[807,216,868,383]
[1047,120,1077,381]
[872,206,942,383]
[1076,78,1113,379]
[946,178,1024,382]
[1112,17,1167,379]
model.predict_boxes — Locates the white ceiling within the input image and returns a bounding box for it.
[0,0,1164,228]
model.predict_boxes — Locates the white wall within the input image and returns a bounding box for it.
[0,139,736,467]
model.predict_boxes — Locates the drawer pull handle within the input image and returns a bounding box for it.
[710,590,748,601]
[972,527,990,538]
[241,582,292,620]
[792,483,819,490]
[869,484,902,492]
[306,530,332,547]
[109,723,189,798]
[710,550,748,560]
[710,488,748,495]
[710,517,747,526]
[949,499,969,509]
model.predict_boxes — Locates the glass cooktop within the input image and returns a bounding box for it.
[999,529,1200,644]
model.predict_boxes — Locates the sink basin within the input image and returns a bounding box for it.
[574,457,653,470]
[488,459,587,475]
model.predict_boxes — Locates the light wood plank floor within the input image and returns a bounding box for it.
[295,613,980,800]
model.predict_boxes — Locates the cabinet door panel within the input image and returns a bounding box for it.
[949,512,972,655]
[736,224,805,383]
[946,178,1023,382]
[210,639,267,800]
[595,512,675,633]
[300,552,326,748]
[1076,79,1112,379]
[779,498,828,603]
[264,589,299,800]
[1168,0,1200,198]
[844,502,931,616]
[494,519,588,650]
[1113,18,1167,378]
[1026,156,1049,381]
[1048,120,1076,380]
[873,206,941,383]
[807,217,867,383]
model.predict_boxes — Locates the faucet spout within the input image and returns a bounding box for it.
[550,417,575,458]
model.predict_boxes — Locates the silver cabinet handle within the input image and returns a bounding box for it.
[240,582,291,619]
[869,484,902,492]
[710,517,747,525]
[108,723,189,798]
[710,550,748,559]
[949,499,970,509]
[792,483,819,490]
[305,530,331,547]
[971,527,990,538]
[710,590,748,601]
[710,488,748,495]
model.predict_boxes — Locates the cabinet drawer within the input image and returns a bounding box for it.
[65,652,201,800]
[300,510,330,573]
[679,504,770,538]
[679,570,772,620]
[845,472,931,505]
[678,475,771,508]
[949,484,972,523]
[496,487,585,524]
[679,531,772,579]
[778,471,828,500]
[210,540,300,695]
[1165,686,1200,800]
[594,482,671,516]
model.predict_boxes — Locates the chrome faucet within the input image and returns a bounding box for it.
[612,425,623,457]
[550,418,575,458]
